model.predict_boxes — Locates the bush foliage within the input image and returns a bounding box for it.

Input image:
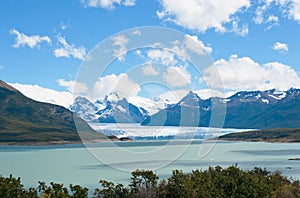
[1,165,300,198]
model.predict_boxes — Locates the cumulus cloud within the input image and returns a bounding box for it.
[93,73,140,99]
[253,2,270,24]
[164,34,212,60]
[137,36,212,66]
[252,1,280,30]
[253,0,300,26]
[203,55,300,91]
[157,0,250,33]
[57,79,88,95]
[267,15,279,23]
[164,66,191,87]
[273,41,288,52]
[184,34,212,55]
[285,0,300,23]
[81,0,136,10]
[111,34,128,62]
[142,64,159,76]
[54,36,86,60]
[10,29,51,48]
[132,29,141,35]
[8,83,73,108]
[231,20,249,36]
[147,49,177,66]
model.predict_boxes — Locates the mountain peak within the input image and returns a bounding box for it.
[180,91,201,102]
[105,92,122,102]
[0,80,18,92]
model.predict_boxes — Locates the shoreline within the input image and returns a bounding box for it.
[0,140,85,146]
[0,137,133,146]
[217,137,300,143]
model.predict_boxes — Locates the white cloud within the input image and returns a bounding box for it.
[203,55,300,91]
[60,21,70,30]
[93,73,140,99]
[253,1,280,30]
[253,0,300,25]
[266,15,279,29]
[285,0,300,23]
[157,0,250,33]
[184,34,212,55]
[8,83,73,108]
[123,0,136,6]
[54,35,86,60]
[142,64,159,76]
[164,66,191,87]
[273,41,288,52]
[57,79,88,95]
[147,49,177,66]
[253,2,270,24]
[81,0,136,10]
[0,65,4,70]
[10,29,51,49]
[231,20,249,36]
[132,29,141,35]
[161,35,212,60]
[267,15,279,23]
[111,34,128,62]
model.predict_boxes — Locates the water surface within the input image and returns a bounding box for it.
[0,140,300,191]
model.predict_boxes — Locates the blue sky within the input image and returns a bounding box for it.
[1,0,300,107]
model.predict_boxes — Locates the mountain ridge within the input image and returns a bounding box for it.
[142,88,300,129]
[70,93,148,123]
[0,80,106,144]
[69,87,300,129]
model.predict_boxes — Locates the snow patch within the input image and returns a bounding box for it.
[255,93,261,99]
[277,92,286,99]
[261,99,269,104]
[268,94,280,100]
[222,99,231,103]
[116,105,126,113]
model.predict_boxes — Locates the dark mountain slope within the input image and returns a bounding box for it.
[0,80,106,143]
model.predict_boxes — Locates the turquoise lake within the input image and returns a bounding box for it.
[1,140,300,192]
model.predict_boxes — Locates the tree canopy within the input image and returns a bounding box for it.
[1,165,300,198]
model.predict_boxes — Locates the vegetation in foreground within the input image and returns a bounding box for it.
[219,128,300,142]
[1,165,300,198]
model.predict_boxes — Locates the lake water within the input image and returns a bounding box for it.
[1,139,300,193]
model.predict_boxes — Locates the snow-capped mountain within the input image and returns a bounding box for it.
[128,96,169,115]
[70,88,300,128]
[226,89,287,105]
[142,88,300,129]
[69,93,148,123]
[69,96,102,122]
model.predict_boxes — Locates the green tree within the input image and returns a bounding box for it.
[93,180,130,198]
[129,169,158,198]
[70,184,89,198]
[0,174,38,198]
